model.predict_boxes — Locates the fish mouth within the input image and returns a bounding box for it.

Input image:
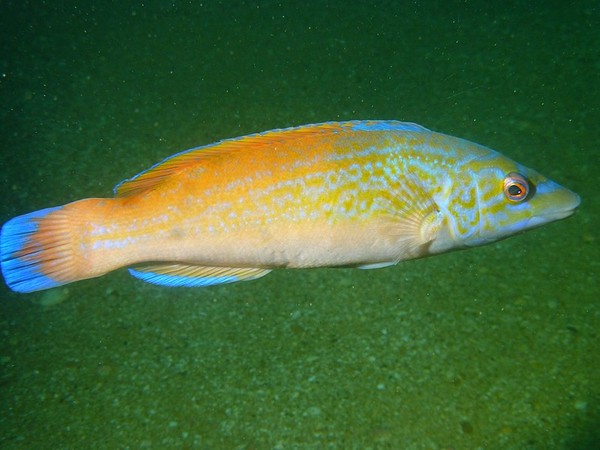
[542,194,580,218]
[527,188,580,227]
[465,182,580,248]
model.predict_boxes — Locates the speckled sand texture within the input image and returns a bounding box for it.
[1,2,598,449]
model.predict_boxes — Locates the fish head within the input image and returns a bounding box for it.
[445,155,580,248]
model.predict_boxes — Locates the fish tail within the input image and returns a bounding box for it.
[1,203,88,293]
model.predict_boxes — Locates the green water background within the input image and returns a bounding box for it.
[1,1,598,448]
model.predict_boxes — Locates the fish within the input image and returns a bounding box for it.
[0,120,580,293]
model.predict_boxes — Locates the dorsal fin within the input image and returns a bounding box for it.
[113,122,341,197]
[113,120,430,198]
[114,144,234,197]
[347,120,429,133]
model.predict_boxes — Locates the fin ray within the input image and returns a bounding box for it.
[114,120,430,197]
[128,263,271,287]
[373,173,442,260]
[114,123,346,197]
[1,206,75,293]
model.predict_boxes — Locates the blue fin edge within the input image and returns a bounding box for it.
[128,268,241,287]
[1,206,65,293]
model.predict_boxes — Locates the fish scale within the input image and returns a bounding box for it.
[0,120,580,293]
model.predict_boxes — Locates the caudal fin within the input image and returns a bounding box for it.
[1,206,77,293]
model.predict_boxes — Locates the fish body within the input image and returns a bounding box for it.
[0,120,580,293]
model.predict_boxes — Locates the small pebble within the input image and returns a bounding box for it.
[304,406,322,417]
[34,287,70,307]
[575,400,587,411]
[460,420,474,434]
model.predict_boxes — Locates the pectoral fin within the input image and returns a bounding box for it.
[370,173,444,261]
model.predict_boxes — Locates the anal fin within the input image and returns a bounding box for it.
[128,263,271,287]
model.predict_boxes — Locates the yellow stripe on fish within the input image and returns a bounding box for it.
[0,120,580,293]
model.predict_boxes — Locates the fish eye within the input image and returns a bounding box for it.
[503,172,530,202]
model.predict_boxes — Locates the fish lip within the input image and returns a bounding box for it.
[531,191,581,223]
[537,208,576,222]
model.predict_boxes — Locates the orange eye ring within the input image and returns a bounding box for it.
[503,172,529,202]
